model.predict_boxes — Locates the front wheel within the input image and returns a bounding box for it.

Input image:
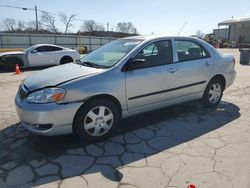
[73,99,120,142]
[4,62,16,72]
[203,79,224,107]
[3,57,23,72]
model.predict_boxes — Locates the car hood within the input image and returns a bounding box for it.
[0,51,25,57]
[23,63,104,91]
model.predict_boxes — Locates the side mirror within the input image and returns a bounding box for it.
[31,49,38,53]
[123,58,146,71]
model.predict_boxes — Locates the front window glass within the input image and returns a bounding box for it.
[79,39,142,68]
[133,40,173,68]
[142,43,158,56]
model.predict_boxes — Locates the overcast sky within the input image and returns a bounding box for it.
[0,0,250,35]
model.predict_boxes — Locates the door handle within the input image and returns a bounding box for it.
[167,67,177,73]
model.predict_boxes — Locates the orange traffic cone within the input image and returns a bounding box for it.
[15,64,21,75]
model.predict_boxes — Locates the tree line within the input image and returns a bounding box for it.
[0,12,138,35]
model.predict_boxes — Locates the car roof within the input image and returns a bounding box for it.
[32,44,67,49]
[120,35,221,59]
[121,35,201,41]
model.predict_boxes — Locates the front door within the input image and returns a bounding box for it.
[28,46,59,66]
[125,40,177,113]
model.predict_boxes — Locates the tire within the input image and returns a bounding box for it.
[60,56,73,64]
[73,99,120,142]
[3,57,23,72]
[203,78,224,107]
[4,62,16,72]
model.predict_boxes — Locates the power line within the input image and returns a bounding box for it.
[0,4,33,10]
[0,4,116,30]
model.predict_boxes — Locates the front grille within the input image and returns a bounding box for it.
[19,85,28,100]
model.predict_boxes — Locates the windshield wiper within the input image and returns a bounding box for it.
[79,61,101,68]
[83,61,99,68]
[76,60,109,69]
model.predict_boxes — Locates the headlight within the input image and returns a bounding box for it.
[26,88,66,104]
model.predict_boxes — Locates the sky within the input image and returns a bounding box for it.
[0,0,250,36]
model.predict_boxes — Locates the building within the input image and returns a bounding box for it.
[218,17,250,44]
[213,28,229,41]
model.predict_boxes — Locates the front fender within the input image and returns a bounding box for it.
[59,69,127,112]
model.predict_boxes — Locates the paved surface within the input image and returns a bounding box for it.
[0,49,250,188]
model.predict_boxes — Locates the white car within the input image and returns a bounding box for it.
[0,44,80,71]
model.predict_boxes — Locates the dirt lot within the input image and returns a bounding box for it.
[0,49,250,188]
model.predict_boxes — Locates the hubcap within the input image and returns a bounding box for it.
[84,106,114,137]
[208,83,221,104]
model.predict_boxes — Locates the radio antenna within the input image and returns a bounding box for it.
[177,21,188,36]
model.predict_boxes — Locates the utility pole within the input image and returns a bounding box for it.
[107,22,109,32]
[35,6,38,31]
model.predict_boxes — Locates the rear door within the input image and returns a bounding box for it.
[46,46,64,65]
[171,39,213,98]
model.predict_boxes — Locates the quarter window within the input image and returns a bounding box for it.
[35,46,48,52]
[49,46,63,51]
[134,40,173,68]
[175,40,210,62]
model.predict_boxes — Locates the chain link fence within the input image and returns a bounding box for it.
[0,33,116,52]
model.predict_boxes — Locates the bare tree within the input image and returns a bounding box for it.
[40,12,58,33]
[26,20,43,31]
[196,30,205,38]
[116,22,137,34]
[17,20,26,31]
[0,22,3,31]
[26,21,37,31]
[2,18,16,31]
[59,13,76,34]
[81,20,105,32]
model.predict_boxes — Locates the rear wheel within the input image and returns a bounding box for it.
[60,56,73,64]
[73,99,120,142]
[203,78,224,107]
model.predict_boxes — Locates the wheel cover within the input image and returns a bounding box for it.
[84,106,114,137]
[208,83,222,104]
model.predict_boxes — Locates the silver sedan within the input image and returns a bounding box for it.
[15,36,236,142]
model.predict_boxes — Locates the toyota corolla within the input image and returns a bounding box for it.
[15,36,236,142]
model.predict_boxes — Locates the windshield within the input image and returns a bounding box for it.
[79,39,142,68]
[23,46,36,53]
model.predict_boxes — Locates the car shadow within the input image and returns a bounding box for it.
[240,63,250,66]
[0,100,240,186]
